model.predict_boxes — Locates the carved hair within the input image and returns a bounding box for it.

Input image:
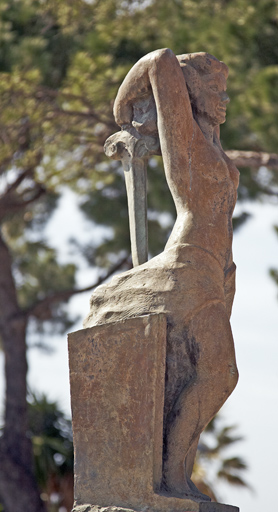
[177,52,229,78]
[177,52,229,105]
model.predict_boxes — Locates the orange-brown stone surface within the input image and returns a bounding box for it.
[69,316,239,512]
[69,48,240,511]
[69,315,166,509]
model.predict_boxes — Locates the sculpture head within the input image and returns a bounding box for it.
[177,52,230,127]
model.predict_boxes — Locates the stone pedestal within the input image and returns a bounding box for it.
[68,314,239,512]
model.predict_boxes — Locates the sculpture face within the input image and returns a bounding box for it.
[194,72,230,127]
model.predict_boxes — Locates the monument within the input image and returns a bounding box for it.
[68,48,240,512]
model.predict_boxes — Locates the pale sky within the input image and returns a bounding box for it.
[0,192,277,512]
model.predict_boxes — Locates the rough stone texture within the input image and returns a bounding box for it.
[69,314,167,509]
[72,504,239,512]
[70,48,240,510]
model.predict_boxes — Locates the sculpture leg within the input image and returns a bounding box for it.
[184,436,210,499]
[185,436,199,477]
[163,302,238,499]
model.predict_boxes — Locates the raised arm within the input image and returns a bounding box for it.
[114,49,194,200]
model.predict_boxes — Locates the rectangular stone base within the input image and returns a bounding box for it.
[68,314,167,508]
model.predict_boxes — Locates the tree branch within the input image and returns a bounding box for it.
[50,108,102,121]
[25,254,130,320]
[0,185,46,220]
[226,150,278,171]
[3,168,34,195]
[0,154,14,173]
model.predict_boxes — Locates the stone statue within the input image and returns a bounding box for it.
[84,48,239,501]
[69,48,240,512]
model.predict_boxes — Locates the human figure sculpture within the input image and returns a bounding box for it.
[84,48,239,502]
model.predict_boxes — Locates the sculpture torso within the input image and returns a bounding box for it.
[84,119,239,328]
[165,121,239,271]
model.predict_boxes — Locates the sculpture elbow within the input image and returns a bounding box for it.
[113,101,133,127]
[148,48,180,81]
[149,48,176,66]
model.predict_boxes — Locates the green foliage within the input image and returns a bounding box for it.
[14,241,76,309]
[27,393,73,496]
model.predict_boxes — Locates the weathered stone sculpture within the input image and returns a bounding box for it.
[69,49,240,512]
